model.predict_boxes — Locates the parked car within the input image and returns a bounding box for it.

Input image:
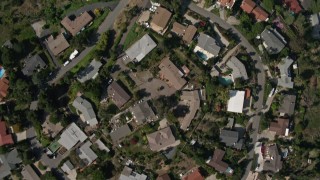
[69,49,79,60]
[63,61,70,66]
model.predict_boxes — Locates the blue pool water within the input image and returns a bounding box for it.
[196,51,208,61]
[0,67,5,78]
[219,76,233,86]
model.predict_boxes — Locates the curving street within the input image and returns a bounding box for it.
[48,0,130,85]
[188,3,266,179]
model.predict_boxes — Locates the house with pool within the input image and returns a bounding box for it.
[194,33,221,62]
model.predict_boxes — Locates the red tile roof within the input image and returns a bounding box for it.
[252,6,269,21]
[284,0,302,13]
[218,0,236,8]
[240,0,256,13]
[183,169,204,180]
[0,121,14,146]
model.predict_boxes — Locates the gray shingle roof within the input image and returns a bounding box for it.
[61,160,74,173]
[72,96,98,127]
[78,141,98,165]
[130,101,156,125]
[119,166,147,180]
[226,56,248,80]
[21,165,40,180]
[279,94,296,116]
[109,124,132,143]
[220,129,243,149]
[0,149,22,179]
[263,144,282,172]
[125,34,157,62]
[277,57,294,88]
[196,33,221,57]
[77,60,102,83]
[58,123,87,150]
[22,54,46,76]
[261,28,287,54]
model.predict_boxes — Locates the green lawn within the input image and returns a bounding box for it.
[70,47,96,74]
[123,23,146,50]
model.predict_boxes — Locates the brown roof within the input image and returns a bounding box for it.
[178,90,200,130]
[252,6,269,21]
[61,11,93,36]
[0,121,14,146]
[159,57,187,90]
[172,22,187,36]
[218,0,236,8]
[47,34,70,56]
[208,149,229,173]
[183,25,197,44]
[0,77,9,101]
[157,174,171,180]
[147,127,179,151]
[183,169,204,180]
[240,0,256,13]
[151,7,172,30]
[107,81,131,108]
[269,118,289,136]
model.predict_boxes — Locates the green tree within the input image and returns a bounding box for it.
[96,31,111,55]
[263,0,274,12]
[41,172,57,180]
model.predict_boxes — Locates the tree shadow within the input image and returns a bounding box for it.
[173,105,190,118]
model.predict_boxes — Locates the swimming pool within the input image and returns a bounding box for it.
[219,76,233,86]
[196,51,208,61]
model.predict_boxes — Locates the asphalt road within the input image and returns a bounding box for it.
[48,0,130,85]
[188,3,266,179]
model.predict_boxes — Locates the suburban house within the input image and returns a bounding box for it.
[279,94,296,116]
[137,11,150,25]
[107,81,131,108]
[284,0,303,13]
[94,138,110,152]
[58,123,87,150]
[77,141,98,166]
[31,20,51,39]
[109,124,132,143]
[208,149,233,175]
[150,7,172,34]
[130,101,157,125]
[124,34,157,63]
[61,11,93,36]
[0,149,22,179]
[182,168,204,180]
[0,67,9,102]
[194,33,221,60]
[119,166,147,180]
[46,34,70,56]
[227,90,245,113]
[157,173,171,180]
[77,60,102,83]
[171,22,197,44]
[158,57,187,90]
[147,127,180,152]
[269,118,289,136]
[240,0,269,21]
[226,56,248,81]
[219,129,244,149]
[178,90,200,131]
[72,96,98,127]
[261,144,283,173]
[277,57,294,88]
[61,160,77,179]
[261,28,287,54]
[21,165,41,180]
[310,13,320,39]
[22,54,46,76]
[42,119,63,138]
[0,121,14,146]
[216,0,236,9]
[13,126,37,142]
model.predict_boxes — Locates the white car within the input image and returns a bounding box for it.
[69,49,79,60]
[63,61,70,66]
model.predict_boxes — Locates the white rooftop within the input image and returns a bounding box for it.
[227,90,245,113]
[125,34,157,62]
[58,123,87,150]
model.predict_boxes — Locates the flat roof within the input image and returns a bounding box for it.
[227,90,245,113]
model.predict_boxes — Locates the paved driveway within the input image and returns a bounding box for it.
[188,3,266,179]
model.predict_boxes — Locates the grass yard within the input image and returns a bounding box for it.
[123,23,146,50]
[70,47,96,74]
